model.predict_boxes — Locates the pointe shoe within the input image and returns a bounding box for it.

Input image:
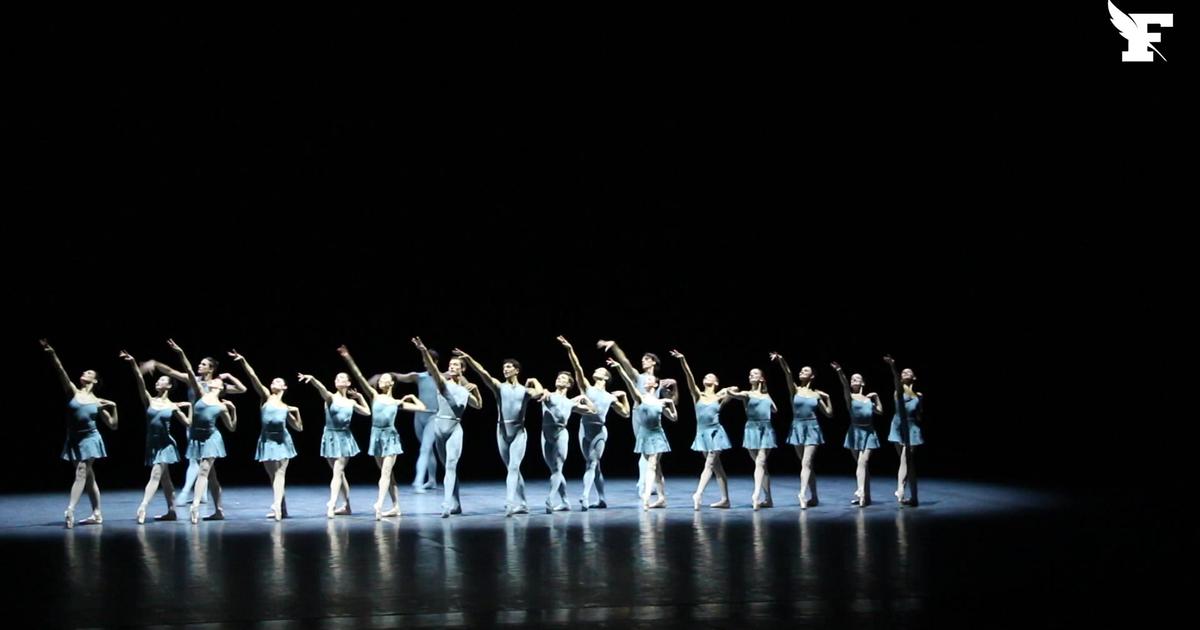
[374,503,383,521]
[136,506,146,524]
[272,505,283,522]
[64,508,74,529]
[190,505,199,524]
[513,505,529,515]
[326,502,336,519]
[203,508,224,521]
[589,500,607,509]
[751,493,761,511]
[441,508,451,518]
[900,497,918,507]
[334,505,352,516]
[155,510,177,521]
[79,511,103,525]
[692,494,701,511]
[649,498,667,509]
[710,499,731,509]
[505,506,514,517]
[545,500,554,514]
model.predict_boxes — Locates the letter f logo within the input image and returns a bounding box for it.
[1109,1,1173,62]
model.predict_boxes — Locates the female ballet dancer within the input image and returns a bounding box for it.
[141,350,246,506]
[725,366,777,510]
[885,355,924,506]
[609,359,678,511]
[229,350,303,522]
[771,353,833,508]
[297,371,370,518]
[597,338,676,498]
[41,340,117,528]
[670,350,734,510]
[338,344,426,519]
[120,350,189,524]
[831,361,882,506]
[169,339,237,524]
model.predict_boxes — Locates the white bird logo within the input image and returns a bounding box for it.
[1109,1,1168,62]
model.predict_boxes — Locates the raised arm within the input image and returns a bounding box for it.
[453,349,501,394]
[39,340,77,396]
[297,373,334,403]
[770,352,798,396]
[607,358,642,405]
[227,349,269,400]
[884,355,903,404]
[144,359,189,383]
[413,337,447,394]
[598,339,638,381]
[831,361,854,413]
[337,345,378,401]
[558,336,593,391]
[391,371,422,384]
[167,338,203,397]
[669,350,702,402]
[120,350,151,409]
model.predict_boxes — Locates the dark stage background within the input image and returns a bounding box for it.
[5,4,1187,496]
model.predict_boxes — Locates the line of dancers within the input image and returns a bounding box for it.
[42,336,924,528]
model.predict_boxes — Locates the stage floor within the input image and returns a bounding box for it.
[0,477,1143,628]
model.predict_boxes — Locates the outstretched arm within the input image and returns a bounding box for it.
[297,373,334,403]
[40,340,77,397]
[338,345,379,401]
[120,350,151,409]
[228,350,269,400]
[453,349,501,394]
[670,349,702,402]
[559,336,593,391]
[607,358,642,405]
